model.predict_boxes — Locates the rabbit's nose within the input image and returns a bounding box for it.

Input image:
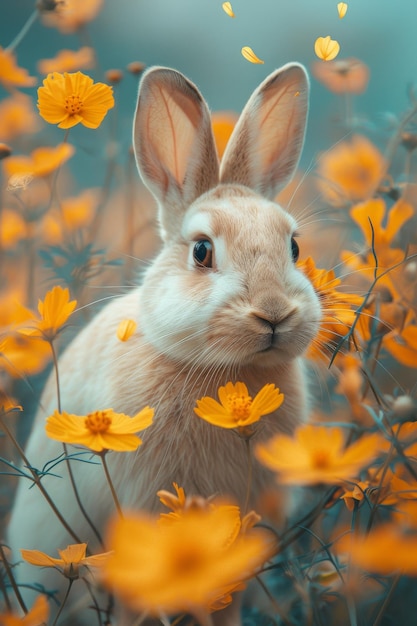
[253,307,297,332]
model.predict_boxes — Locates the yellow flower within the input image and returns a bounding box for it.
[0,47,36,89]
[211,111,238,159]
[101,505,274,617]
[314,36,340,61]
[21,543,111,580]
[317,135,386,207]
[312,57,369,95]
[0,595,49,626]
[337,2,348,18]
[222,2,235,17]
[60,189,97,231]
[4,144,75,179]
[194,381,284,432]
[0,94,40,141]
[38,47,95,75]
[340,525,417,575]
[297,257,363,360]
[19,285,77,342]
[256,424,382,485]
[41,0,104,33]
[116,319,137,342]
[37,71,114,129]
[45,406,154,452]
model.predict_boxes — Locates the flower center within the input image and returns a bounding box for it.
[65,94,83,115]
[311,450,331,469]
[85,411,112,434]
[227,393,253,422]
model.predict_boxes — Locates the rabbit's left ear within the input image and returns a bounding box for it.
[133,67,219,238]
[220,63,309,200]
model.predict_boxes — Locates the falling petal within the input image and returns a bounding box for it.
[337,2,348,18]
[222,2,235,17]
[241,46,264,64]
[314,36,340,61]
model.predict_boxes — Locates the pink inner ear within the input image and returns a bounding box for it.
[146,82,202,186]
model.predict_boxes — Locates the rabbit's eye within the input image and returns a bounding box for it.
[291,237,299,262]
[193,239,213,268]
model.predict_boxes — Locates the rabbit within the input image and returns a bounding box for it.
[8,63,321,625]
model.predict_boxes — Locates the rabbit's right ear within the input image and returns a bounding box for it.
[133,67,219,239]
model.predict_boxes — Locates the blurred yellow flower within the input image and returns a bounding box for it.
[297,256,363,360]
[314,36,340,61]
[0,209,27,249]
[194,381,284,432]
[256,424,382,485]
[222,2,235,17]
[0,594,49,626]
[312,58,370,94]
[41,0,104,33]
[116,318,137,342]
[45,406,154,452]
[383,323,417,368]
[37,71,114,129]
[19,285,77,342]
[38,47,95,75]
[317,135,386,206]
[337,2,348,18]
[21,543,111,580]
[61,188,98,231]
[341,525,417,575]
[241,46,264,64]
[4,143,75,179]
[0,94,40,141]
[211,111,238,159]
[102,505,274,616]
[0,46,36,89]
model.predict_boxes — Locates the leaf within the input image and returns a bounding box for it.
[241,46,264,64]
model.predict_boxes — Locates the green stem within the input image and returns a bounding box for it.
[0,416,82,543]
[100,453,123,518]
[49,340,61,413]
[6,10,38,52]
[51,578,74,626]
[63,443,105,548]
[0,541,27,613]
[243,436,252,514]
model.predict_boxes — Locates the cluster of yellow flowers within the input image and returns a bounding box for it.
[1,2,417,626]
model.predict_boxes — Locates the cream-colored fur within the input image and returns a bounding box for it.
[8,64,321,625]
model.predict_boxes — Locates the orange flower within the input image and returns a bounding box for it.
[45,406,154,452]
[0,209,27,249]
[256,424,383,485]
[61,188,97,230]
[19,285,77,342]
[0,94,40,141]
[21,543,111,580]
[312,58,369,94]
[0,46,36,89]
[41,0,104,33]
[211,111,238,159]
[342,525,417,575]
[37,71,114,129]
[102,505,274,617]
[383,322,417,368]
[0,595,49,626]
[0,292,51,377]
[38,47,95,75]
[340,480,369,511]
[297,257,363,360]
[317,136,386,207]
[116,319,137,342]
[4,144,75,179]
[194,381,284,433]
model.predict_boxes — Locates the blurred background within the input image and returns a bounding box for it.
[2,0,417,180]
